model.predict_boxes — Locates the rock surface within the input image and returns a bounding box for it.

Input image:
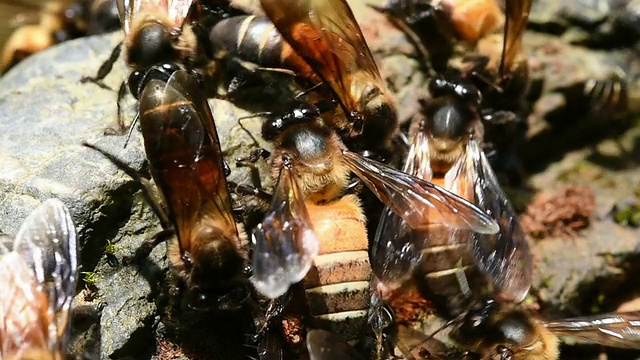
[0,0,639,359]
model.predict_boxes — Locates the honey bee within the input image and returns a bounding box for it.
[369,72,640,359]
[462,0,532,114]
[211,0,399,152]
[250,120,498,339]
[0,198,78,360]
[81,0,223,133]
[450,299,640,359]
[371,71,531,310]
[0,0,120,74]
[131,63,250,311]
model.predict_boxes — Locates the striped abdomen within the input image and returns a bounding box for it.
[303,194,371,341]
[209,15,318,83]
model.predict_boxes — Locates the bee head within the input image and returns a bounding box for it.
[452,299,547,359]
[128,21,178,68]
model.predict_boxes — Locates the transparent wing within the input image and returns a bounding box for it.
[306,329,365,360]
[447,140,532,302]
[167,0,194,26]
[370,131,433,286]
[545,312,640,349]
[342,150,499,234]
[251,165,319,299]
[13,198,78,348]
[0,252,50,357]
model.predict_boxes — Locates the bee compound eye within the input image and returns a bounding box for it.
[127,70,144,99]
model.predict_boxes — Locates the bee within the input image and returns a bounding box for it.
[450,299,640,359]
[81,0,230,133]
[250,119,499,339]
[211,0,399,152]
[369,72,640,359]
[0,198,79,360]
[371,70,531,312]
[129,63,250,311]
[461,0,532,114]
[0,0,120,74]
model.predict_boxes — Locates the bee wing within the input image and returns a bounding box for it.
[260,0,383,113]
[11,198,78,353]
[341,150,499,233]
[168,0,194,26]
[446,140,532,303]
[0,252,50,357]
[306,329,365,360]
[251,165,319,299]
[369,131,433,286]
[139,69,238,257]
[500,0,532,75]
[117,0,192,35]
[545,312,640,349]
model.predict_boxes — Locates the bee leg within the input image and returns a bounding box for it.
[125,228,175,266]
[81,41,123,89]
[237,148,271,164]
[236,114,269,147]
[81,142,170,227]
[103,81,131,136]
[229,181,271,201]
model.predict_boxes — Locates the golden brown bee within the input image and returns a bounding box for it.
[211,0,399,152]
[250,120,498,339]
[451,299,640,359]
[370,72,640,359]
[371,72,531,314]
[0,0,119,74]
[132,63,249,311]
[0,199,78,360]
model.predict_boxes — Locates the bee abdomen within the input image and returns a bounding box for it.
[210,15,284,69]
[305,279,370,341]
[418,225,489,316]
[584,77,628,120]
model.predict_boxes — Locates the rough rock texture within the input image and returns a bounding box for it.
[0,0,639,359]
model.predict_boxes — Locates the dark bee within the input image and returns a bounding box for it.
[0,199,78,360]
[130,63,249,311]
[0,0,120,74]
[210,0,399,152]
[250,118,498,339]
[82,0,231,133]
